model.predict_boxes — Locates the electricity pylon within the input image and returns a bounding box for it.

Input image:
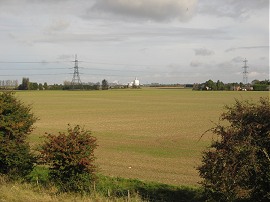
[71,54,83,90]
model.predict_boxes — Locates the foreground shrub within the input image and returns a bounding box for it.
[39,125,98,193]
[198,98,270,201]
[0,92,36,179]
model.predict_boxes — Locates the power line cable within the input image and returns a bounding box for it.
[0,73,71,77]
[0,61,69,64]
[0,59,194,78]
[0,67,68,71]
[0,60,168,68]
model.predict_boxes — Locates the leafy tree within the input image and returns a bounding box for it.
[101,79,109,90]
[38,83,43,90]
[251,79,260,85]
[198,98,270,201]
[252,79,270,91]
[93,82,100,90]
[48,84,64,90]
[29,82,39,90]
[205,80,216,90]
[39,125,98,193]
[216,80,225,90]
[239,82,244,88]
[43,82,48,90]
[253,84,269,91]
[0,92,37,179]
[18,77,30,90]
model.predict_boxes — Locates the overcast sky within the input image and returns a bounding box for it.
[0,0,269,84]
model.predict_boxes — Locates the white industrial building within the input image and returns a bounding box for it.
[128,77,140,87]
[134,77,140,86]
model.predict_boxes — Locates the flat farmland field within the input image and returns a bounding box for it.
[16,89,268,186]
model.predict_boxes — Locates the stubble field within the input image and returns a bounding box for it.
[16,88,268,186]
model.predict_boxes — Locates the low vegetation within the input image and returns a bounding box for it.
[0,174,142,202]
[25,166,205,202]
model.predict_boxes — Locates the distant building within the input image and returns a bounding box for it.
[231,85,241,91]
[127,81,134,87]
[128,77,140,88]
[133,77,140,87]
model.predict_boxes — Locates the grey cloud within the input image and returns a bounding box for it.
[249,71,269,80]
[0,0,93,17]
[199,0,269,18]
[8,33,16,39]
[225,46,269,52]
[57,54,74,60]
[260,57,268,61]
[217,61,237,70]
[8,32,123,46]
[190,61,203,67]
[91,0,197,22]
[231,56,244,63]
[194,48,214,56]
[45,19,70,32]
[33,33,123,44]
[15,26,229,45]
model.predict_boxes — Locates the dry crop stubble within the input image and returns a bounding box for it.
[16,89,268,185]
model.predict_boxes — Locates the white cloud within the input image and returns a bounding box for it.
[92,0,197,22]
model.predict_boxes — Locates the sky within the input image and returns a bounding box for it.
[0,0,269,85]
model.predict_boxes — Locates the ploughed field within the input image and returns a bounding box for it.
[16,89,268,186]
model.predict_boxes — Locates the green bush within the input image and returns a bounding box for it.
[26,166,50,187]
[198,98,270,201]
[0,92,36,179]
[39,125,98,193]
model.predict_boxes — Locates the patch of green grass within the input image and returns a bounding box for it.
[25,166,204,202]
[0,174,143,201]
[114,140,206,158]
[96,174,205,202]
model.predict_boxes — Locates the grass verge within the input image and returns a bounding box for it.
[21,166,205,202]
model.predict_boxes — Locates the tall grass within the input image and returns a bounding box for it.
[0,174,143,202]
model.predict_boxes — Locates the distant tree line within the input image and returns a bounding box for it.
[193,79,269,91]
[16,78,111,91]
[13,78,269,91]
[251,79,270,91]
[146,83,185,88]
[17,78,48,90]
[0,80,18,89]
